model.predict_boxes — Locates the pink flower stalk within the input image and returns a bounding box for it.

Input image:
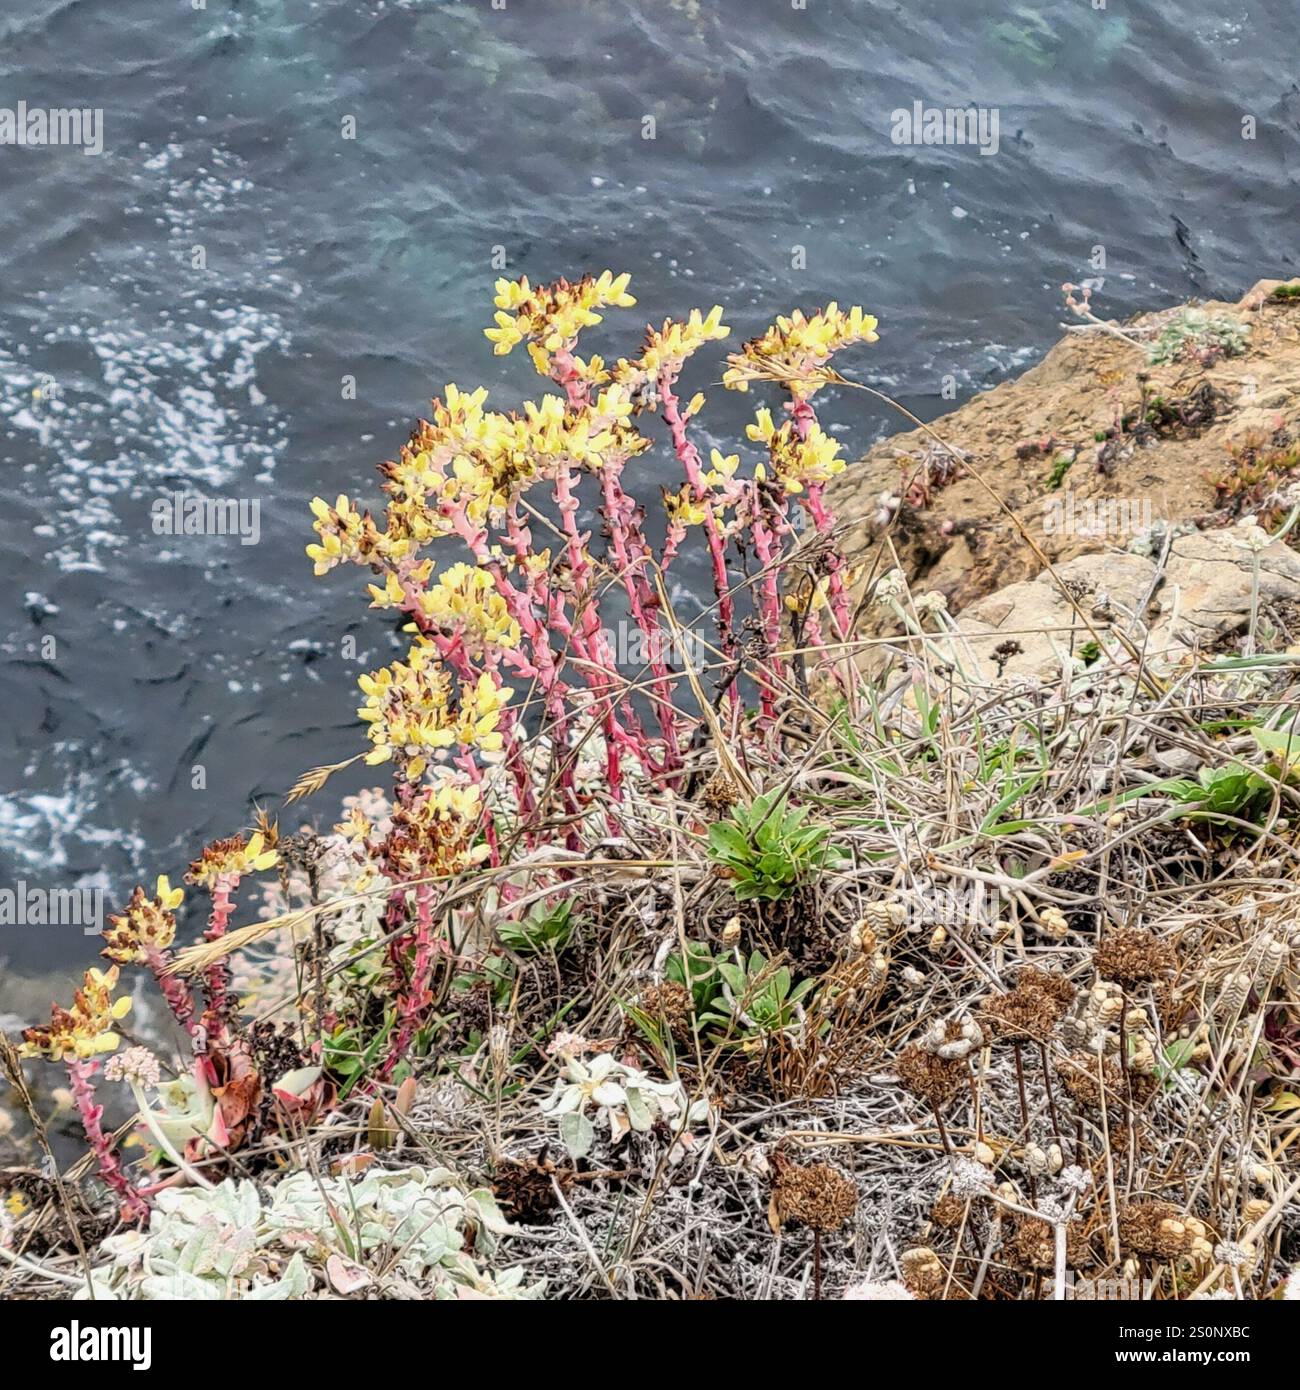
[789,395,852,642]
[551,458,633,802]
[659,371,739,708]
[200,874,238,1051]
[67,1057,148,1224]
[380,879,442,1080]
[803,481,852,641]
[748,495,787,724]
[144,945,201,1044]
[597,462,683,770]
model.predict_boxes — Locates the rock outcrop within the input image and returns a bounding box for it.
[831,279,1300,618]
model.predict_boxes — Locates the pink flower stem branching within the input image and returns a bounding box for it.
[788,394,853,645]
[749,498,785,725]
[804,481,853,642]
[659,371,739,708]
[380,879,440,1080]
[597,462,682,771]
[551,459,629,803]
[200,874,239,1052]
[144,946,200,1043]
[67,1057,148,1224]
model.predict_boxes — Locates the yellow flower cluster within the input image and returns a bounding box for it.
[421,562,522,652]
[747,410,847,493]
[306,495,401,577]
[382,384,648,547]
[21,966,132,1061]
[663,485,709,528]
[187,832,280,889]
[723,302,878,398]
[485,271,636,369]
[359,650,512,775]
[613,306,730,387]
[386,773,490,879]
[102,875,184,965]
[368,562,522,656]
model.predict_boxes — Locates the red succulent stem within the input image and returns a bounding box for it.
[551,459,629,804]
[380,880,440,1080]
[199,874,239,1052]
[597,460,682,771]
[803,481,852,642]
[659,371,738,709]
[67,1057,148,1224]
[749,497,785,725]
[145,945,200,1043]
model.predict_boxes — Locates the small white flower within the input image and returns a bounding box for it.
[950,1158,993,1197]
[842,1279,914,1300]
[1058,1165,1092,1195]
[105,1046,161,1088]
[872,568,907,607]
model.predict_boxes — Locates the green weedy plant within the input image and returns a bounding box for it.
[707,791,843,901]
[700,951,815,1043]
[497,898,577,955]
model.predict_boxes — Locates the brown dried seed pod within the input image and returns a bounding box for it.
[772,1160,859,1233]
[896,1043,966,1108]
[1056,1053,1154,1114]
[639,981,695,1042]
[1093,928,1173,992]
[900,1246,946,1299]
[979,981,1062,1044]
[699,771,739,815]
[1016,967,1076,1017]
[930,1193,968,1230]
[1007,1215,1092,1271]
[492,1154,566,1224]
[1118,1200,1207,1259]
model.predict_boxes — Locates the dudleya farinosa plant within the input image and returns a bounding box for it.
[83,1167,543,1301]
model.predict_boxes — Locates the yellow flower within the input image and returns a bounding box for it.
[357,649,513,772]
[704,449,740,486]
[724,302,878,398]
[103,876,183,965]
[612,306,730,392]
[186,832,280,888]
[746,413,846,493]
[485,272,635,367]
[415,562,521,655]
[21,966,132,1061]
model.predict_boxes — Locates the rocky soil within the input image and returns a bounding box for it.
[831,278,1300,619]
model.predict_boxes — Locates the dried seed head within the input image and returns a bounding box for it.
[721,916,742,947]
[980,968,1073,1044]
[896,1043,966,1109]
[900,1246,946,1299]
[699,771,739,815]
[772,1160,858,1233]
[1093,928,1174,991]
[930,1193,967,1230]
[639,981,695,1042]
[1119,1201,1211,1260]
[1057,1052,1155,1114]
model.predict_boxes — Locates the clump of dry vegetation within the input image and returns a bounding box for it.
[2,274,1299,1302]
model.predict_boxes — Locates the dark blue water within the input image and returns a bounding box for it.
[1,0,1296,994]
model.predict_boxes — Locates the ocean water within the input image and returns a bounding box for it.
[0,0,1295,990]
